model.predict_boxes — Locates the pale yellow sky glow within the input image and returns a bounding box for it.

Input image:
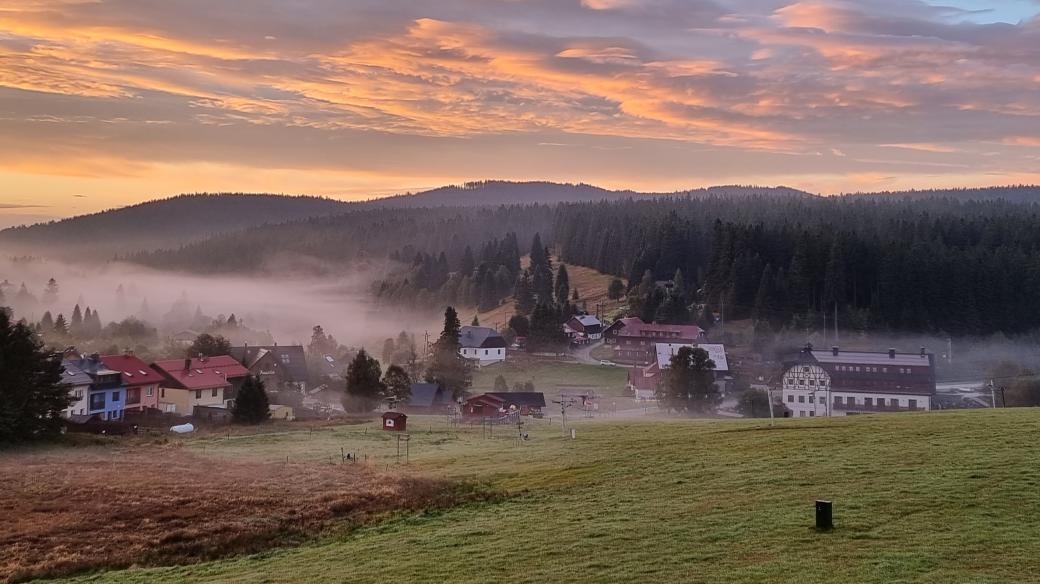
[1,0,1039,220]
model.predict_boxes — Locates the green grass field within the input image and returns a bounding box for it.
[43,408,1040,583]
[470,358,629,397]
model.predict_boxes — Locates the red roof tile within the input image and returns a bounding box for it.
[99,354,166,386]
[152,355,250,391]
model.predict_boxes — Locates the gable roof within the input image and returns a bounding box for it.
[407,383,449,408]
[100,354,165,386]
[229,345,308,382]
[459,326,507,349]
[655,342,729,372]
[59,360,93,387]
[620,321,704,340]
[152,355,250,391]
[477,392,546,408]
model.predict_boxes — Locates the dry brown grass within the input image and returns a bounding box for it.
[0,444,483,583]
[475,256,625,329]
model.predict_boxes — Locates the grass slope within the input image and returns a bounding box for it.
[470,356,629,397]
[473,257,626,330]
[42,408,1040,584]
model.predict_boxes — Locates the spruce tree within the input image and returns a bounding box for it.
[53,313,69,336]
[232,375,271,424]
[0,310,67,443]
[70,305,83,336]
[608,278,625,300]
[424,307,471,399]
[514,269,536,315]
[555,264,571,306]
[344,349,384,412]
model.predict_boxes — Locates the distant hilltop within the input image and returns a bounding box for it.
[1,182,1037,261]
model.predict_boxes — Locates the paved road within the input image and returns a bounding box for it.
[571,339,606,365]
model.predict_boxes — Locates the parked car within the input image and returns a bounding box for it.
[599,360,616,367]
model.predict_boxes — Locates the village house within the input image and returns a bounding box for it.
[100,353,164,412]
[230,345,308,392]
[458,325,507,366]
[627,342,731,399]
[781,345,936,417]
[564,314,603,342]
[463,392,546,418]
[611,318,706,365]
[60,359,93,417]
[602,316,641,345]
[151,356,250,414]
[65,353,126,421]
[400,382,453,414]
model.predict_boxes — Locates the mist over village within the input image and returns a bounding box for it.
[3,1,1040,583]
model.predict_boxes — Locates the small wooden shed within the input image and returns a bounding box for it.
[382,411,407,432]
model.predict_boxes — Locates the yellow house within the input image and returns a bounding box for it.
[151,357,249,415]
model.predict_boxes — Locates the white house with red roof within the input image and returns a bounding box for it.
[151,355,250,414]
[100,353,165,412]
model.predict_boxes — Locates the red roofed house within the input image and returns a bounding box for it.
[627,365,660,401]
[100,352,165,412]
[612,318,705,365]
[151,356,250,415]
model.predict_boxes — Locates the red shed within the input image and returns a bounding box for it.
[382,411,407,432]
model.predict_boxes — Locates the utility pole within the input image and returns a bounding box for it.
[834,303,839,344]
[719,298,725,337]
[989,379,996,408]
[947,337,953,364]
[767,387,775,427]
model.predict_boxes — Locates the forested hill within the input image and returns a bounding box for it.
[851,185,1040,203]
[554,196,1040,335]
[366,181,810,208]
[0,193,353,258]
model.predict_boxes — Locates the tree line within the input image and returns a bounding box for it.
[553,195,1040,336]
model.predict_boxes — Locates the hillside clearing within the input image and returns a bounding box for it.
[473,256,625,329]
[37,408,1040,584]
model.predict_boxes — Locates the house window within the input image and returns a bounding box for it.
[112,391,120,402]
[195,390,202,399]
[909,399,917,409]
[798,395,805,403]
[126,388,141,405]
[90,393,105,410]
[809,411,815,417]
[799,379,805,385]
[890,398,898,407]
[146,387,154,397]
[865,398,873,406]
[160,388,166,398]
[280,354,291,365]
[808,380,815,386]
[212,388,218,397]
[787,394,794,403]
[799,411,806,417]
[833,396,841,405]
[808,394,815,403]
[484,349,489,356]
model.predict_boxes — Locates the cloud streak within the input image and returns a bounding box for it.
[0,0,1038,212]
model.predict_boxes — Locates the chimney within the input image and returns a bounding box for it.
[183,358,191,371]
[888,348,896,359]
[831,346,839,356]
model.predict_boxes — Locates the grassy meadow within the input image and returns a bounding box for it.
[469,357,629,398]
[32,408,1040,584]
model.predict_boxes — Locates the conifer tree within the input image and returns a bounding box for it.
[40,311,54,331]
[0,310,67,443]
[424,307,471,399]
[53,313,68,336]
[232,375,270,424]
[555,264,571,306]
[70,304,83,336]
[344,349,384,412]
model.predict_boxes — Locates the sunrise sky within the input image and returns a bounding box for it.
[1,0,1039,222]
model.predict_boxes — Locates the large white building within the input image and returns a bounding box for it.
[458,325,507,366]
[782,346,935,417]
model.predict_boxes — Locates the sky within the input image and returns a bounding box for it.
[1,0,1039,222]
